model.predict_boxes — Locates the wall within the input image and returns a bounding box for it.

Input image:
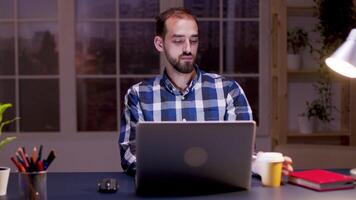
[0,133,121,172]
[0,133,270,172]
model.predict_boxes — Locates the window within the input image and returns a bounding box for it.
[75,0,159,131]
[0,0,268,135]
[0,0,59,132]
[184,0,260,123]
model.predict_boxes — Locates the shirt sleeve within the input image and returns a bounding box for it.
[225,81,253,121]
[118,86,142,175]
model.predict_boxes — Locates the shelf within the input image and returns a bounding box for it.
[288,69,318,74]
[286,0,314,8]
[288,69,319,81]
[287,132,350,145]
[287,0,315,16]
[288,69,318,75]
[288,132,349,137]
[287,69,350,82]
[287,7,315,17]
[271,0,353,148]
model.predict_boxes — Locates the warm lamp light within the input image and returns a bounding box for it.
[325,29,356,78]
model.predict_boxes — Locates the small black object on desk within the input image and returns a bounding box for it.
[97,178,118,193]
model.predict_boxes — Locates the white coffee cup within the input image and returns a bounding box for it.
[252,152,284,187]
[0,167,10,196]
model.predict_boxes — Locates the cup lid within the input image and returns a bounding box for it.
[257,152,284,163]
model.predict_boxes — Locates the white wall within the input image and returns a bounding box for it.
[0,134,270,172]
[255,135,272,152]
[0,133,121,172]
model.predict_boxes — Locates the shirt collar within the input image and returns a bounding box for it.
[160,65,201,96]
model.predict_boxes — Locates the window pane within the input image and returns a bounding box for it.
[0,79,16,131]
[18,22,58,75]
[76,0,115,19]
[196,21,219,73]
[120,22,159,74]
[77,79,117,131]
[0,0,13,19]
[234,77,259,124]
[223,0,259,18]
[119,0,159,18]
[184,0,219,18]
[223,22,258,73]
[76,22,116,75]
[119,78,149,114]
[18,0,57,18]
[0,23,15,75]
[19,79,59,132]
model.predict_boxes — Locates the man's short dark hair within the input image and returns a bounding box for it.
[155,7,198,38]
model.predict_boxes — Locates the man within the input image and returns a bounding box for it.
[119,7,293,176]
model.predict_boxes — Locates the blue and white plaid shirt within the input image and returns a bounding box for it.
[118,66,253,174]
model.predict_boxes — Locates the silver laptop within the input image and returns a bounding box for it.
[135,121,256,194]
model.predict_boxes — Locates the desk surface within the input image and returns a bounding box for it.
[5,170,356,200]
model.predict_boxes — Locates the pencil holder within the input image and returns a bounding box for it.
[18,171,47,200]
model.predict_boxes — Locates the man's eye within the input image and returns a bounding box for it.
[173,40,184,44]
[190,39,198,44]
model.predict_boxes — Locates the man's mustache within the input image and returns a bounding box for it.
[181,52,193,56]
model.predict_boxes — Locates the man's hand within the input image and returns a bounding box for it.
[282,156,293,176]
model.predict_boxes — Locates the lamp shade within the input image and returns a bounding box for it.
[325,29,356,78]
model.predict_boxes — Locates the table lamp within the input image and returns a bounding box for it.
[325,29,356,78]
[325,29,356,178]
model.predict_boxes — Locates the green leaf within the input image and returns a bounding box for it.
[0,136,16,151]
[0,103,18,151]
[0,103,12,123]
[0,117,20,137]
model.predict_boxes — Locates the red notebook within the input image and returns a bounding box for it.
[288,169,355,191]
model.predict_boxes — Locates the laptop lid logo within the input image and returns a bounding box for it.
[184,147,208,167]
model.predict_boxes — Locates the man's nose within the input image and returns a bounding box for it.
[183,39,192,53]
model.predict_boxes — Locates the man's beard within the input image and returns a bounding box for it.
[166,52,195,74]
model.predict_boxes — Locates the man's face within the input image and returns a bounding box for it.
[162,17,199,74]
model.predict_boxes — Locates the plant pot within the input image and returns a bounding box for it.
[298,115,315,134]
[0,167,10,196]
[315,120,333,132]
[287,54,301,70]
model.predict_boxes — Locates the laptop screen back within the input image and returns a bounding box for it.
[135,121,256,193]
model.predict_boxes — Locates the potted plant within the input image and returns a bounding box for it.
[298,99,334,134]
[287,27,310,70]
[0,103,18,196]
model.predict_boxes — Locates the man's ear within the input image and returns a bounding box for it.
[154,36,164,52]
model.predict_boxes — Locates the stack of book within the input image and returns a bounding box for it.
[288,169,355,191]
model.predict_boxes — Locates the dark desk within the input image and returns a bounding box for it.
[5,171,356,200]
